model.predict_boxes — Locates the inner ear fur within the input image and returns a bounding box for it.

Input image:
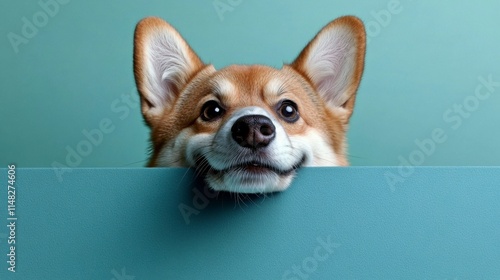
[290,16,366,120]
[133,17,205,126]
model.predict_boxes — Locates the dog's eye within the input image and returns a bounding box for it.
[201,100,225,121]
[278,100,299,123]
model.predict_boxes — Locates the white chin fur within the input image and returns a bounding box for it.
[206,171,294,194]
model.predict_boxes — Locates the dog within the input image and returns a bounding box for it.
[133,16,366,194]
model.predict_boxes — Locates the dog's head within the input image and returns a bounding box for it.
[133,16,365,193]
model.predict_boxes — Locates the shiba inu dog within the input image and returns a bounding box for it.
[133,16,365,193]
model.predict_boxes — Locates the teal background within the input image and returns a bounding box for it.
[2,3,500,278]
[1,167,500,279]
[1,0,500,167]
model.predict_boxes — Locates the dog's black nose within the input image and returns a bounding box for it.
[231,115,276,149]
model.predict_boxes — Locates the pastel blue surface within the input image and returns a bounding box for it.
[1,1,500,167]
[0,167,499,279]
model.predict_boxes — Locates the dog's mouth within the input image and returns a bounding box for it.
[216,159,304,176]
[196,156,306,177]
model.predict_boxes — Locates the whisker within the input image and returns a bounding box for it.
[119,159,149,167]
[174,167,197,190]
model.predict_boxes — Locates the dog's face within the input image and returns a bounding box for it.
[133,16,365,193]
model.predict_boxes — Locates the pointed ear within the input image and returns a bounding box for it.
[133,17,205,126]
[291,16,366,119]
